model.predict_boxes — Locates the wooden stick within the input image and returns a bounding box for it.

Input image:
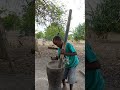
[48,47,58,50]
[58,9,72,68]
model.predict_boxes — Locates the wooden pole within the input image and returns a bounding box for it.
[46,10,72,90]
[48,47,58,50]
[58,9,72,68]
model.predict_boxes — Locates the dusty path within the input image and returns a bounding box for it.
[35,41,85,90]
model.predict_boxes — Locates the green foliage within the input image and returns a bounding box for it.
[73,23,85,41]
[68,34,73,40]
[35,0,65,25]
[0,1,35,36]
[20,1,35,36]
[0,1,34,35]
[35,31,44,39]
[87,0,120,37]
[2,13,20,30]
[44,23,65,40]
[0,8,6,15]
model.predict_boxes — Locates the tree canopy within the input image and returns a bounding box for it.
[87,0,120,37]
[20,1,35,36]
[35,31,44,39]
[73,23,85,41]
[44,23,65,40]
[35,0,65,25]
[2,13,20,31]
[0,1,34,37]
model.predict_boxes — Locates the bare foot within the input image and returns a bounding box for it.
[62,85,67,90]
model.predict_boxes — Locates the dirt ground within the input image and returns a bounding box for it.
[35,40,85,90]
[90,41,120,90]
[0,38,35,90]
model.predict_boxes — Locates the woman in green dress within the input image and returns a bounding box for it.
[85,43,105,90]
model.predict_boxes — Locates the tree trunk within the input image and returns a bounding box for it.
[0,24,15,73]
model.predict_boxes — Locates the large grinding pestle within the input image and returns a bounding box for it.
[46,61,64,90]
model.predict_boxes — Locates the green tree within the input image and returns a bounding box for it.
[87,0,120,39]
[2,13,20,31]
[35,0,65,25]
[44,23,65,40]
[73,23,85,41]
[20,1,34,36]
[35,31,44,39]
[68,34,73,40]
[0,8,6,15]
